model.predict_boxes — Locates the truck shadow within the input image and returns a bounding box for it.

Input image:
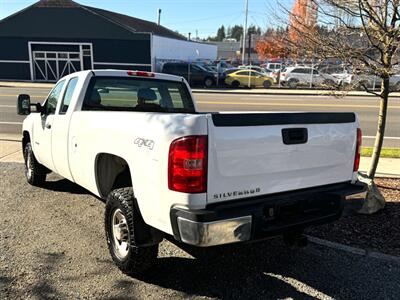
[41,178,88,195]
[134,237,399,299]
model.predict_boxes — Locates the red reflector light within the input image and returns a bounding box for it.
[168,136,207,193]
[127,70,155,77]
[353,128,362,171]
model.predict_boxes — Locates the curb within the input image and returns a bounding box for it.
[307,236,400,264]
[191,89,400,98]
[0,82,54,89]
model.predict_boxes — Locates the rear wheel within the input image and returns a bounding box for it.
[24,142,46,186]
[105,187,159,276]
[231,80,240,88]
[263,80,272,89]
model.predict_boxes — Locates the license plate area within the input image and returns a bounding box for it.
[261,193,342,230]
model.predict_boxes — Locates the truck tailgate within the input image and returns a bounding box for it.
[207,112,358,204]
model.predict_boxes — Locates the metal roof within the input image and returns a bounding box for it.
[24,0,187,40]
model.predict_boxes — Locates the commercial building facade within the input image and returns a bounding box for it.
[0,0,217,81]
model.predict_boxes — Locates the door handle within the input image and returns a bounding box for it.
[45,123,51,129]
[282,128,308,145]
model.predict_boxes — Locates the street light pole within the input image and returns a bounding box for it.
[241,0,249,65]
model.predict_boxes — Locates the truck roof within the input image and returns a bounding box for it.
[61,69,185,83]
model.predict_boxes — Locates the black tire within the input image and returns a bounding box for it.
[105,187,158,276]
[231,80,240,88]
[24,142,46,186]
[263,80,272,89]
[203,77,215,88]
[288,79,298,89]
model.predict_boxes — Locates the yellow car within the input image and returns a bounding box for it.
[225,70,274,88]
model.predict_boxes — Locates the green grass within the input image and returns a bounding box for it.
[361,147,400,158]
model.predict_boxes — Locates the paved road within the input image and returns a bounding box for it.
[0,87,399,147]
[1,162,399,299]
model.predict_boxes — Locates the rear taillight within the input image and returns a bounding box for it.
[127,70,155,77]
[353,128,362,171]
[168,136,208,193]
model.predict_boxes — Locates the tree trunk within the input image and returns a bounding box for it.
[358,75,389,214]
[367,76,389,179]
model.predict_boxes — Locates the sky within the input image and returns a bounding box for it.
[0,0,293,38]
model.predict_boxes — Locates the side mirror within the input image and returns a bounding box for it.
[17,94,31,115]
[17,94,42,115]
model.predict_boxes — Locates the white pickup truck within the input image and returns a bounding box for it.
[17,70,366,276]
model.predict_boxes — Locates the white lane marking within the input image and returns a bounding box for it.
[363,136,400,140]
[265,272,335,300]
[0,121,23,125]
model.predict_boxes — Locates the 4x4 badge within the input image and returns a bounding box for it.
[134,138,155,150]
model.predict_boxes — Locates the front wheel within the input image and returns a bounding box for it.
[24,142,46,186]
[288,79,298,89]
[203,77,215,88]
[105,187,159,276]
[231,80,240,88]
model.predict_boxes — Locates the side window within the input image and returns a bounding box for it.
[176,64,188,74]
[59,77,78,114]
[237,71,250,76]
[45,80,65,115]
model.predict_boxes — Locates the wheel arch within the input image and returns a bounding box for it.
[97,153,164,246]
[94,153,133,199]
[22,131,30,152]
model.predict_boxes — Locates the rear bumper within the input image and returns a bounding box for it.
[170,181,366,247]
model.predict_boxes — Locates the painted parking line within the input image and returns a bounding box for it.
[363,136,400,140]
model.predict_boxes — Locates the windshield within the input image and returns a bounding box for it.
[82,76,195,113]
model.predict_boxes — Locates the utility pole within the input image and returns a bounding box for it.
[248,33,251,64]
[241,0,249,65]
[157,9,161,26]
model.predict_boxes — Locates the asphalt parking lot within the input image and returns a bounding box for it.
[1,162,399,299]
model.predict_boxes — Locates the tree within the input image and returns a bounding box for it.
[217,25,226,41]
[255,31,290,60]
[230,25,243,41]
[285,0,399,213]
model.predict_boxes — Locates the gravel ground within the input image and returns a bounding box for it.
[307,178,400,256]
[1,162,400,299]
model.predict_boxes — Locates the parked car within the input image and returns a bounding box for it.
[263,63,283,72]
[225,68,241,75]
[162,62,217,87]
[280,67,337,88]
[17,69,365,276]
[238,65,274,77]
[225,70,274,88]
[197,64,226,84]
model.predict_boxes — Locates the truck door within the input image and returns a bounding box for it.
[32,80,65,172]
[51,76,79,181]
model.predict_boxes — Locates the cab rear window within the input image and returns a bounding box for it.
[82,76,195,113]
